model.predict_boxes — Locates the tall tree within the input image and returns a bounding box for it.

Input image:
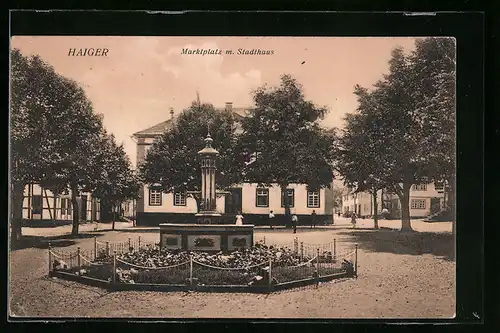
[336,86,392,229]
[238,74,336,217]
[10,49,42,243]
[37,75,105,236]
[331,183,344,216]
[10,50,72,243]
[139,100,245,211]
[92,133,141,230]
[411,38,456,219]
[339,38,456,232]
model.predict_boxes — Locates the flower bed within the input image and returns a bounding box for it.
[49,241,357,291]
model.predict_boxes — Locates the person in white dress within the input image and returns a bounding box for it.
[269,210,275,229]
[235,211,244,226]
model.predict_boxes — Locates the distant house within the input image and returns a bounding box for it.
[341,183,445,219]
[21,183,100,226]
[121,199,137,220]
[132,103,334,226]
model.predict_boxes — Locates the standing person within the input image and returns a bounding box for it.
[351,212,357,229]
[311,210,317,229]
[269,210,275,229]
[291,213,298,234]
[381,207,389,220]
[337,211,341,218]
[235,211,244,226]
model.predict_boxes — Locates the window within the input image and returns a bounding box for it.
[434,181,444,192]
[256,188,269,207]
[32,195,42,214]
[411,199,426,209]
[412,184,427,191]
[281,188,295,208]
[149,189,162,206]
[174,192,187,206]
[307,191,320,208]
[60,198,71,215]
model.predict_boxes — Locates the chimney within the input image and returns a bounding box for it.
[225,102,233,112]
[169,107,174,119]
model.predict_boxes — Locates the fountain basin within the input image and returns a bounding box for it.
[159,223,255,252]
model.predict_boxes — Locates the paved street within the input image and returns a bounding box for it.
[10,220,455,319]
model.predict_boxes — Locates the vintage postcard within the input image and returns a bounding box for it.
[9,36,456,319]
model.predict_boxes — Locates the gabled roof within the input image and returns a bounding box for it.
[132,106,251,138]
[133,118,176,137]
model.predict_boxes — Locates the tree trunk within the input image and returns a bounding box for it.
[381,188,384,210]
[112,204,116,231]
[353,193,357,214]
[10,181,25,247]
[398,182,413,232]
[448,179,456,260]
[71,184,80,236]
[281,184,291,227]
[372,189,379,229]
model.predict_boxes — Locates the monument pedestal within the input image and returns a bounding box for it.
[195,212,221,224]
[159,223,254,252]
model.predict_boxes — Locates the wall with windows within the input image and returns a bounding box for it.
[240,183,324,215]
[141,183,325,216]
[142,185,226,214]
[21,183,99,222]
[342,190,383,216]
[408,183,444,217]
[341,183,444,218]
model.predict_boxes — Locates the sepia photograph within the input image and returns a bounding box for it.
[9,35,456,319]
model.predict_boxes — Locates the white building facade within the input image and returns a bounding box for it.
[22,183,100,226]
[342,182,444,219]
[133,103,334,226]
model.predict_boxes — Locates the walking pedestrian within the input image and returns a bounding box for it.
[235,211,244,226]
[269,210,275,229]
[351,212,357,229]
[311,210,317,229]
[291,214,298,234]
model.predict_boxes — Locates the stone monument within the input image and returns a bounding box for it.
[159,132,254,252]
[194,133,221,224]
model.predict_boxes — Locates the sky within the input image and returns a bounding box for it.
[11,36,416,168]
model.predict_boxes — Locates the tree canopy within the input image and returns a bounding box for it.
[238,74,336,194]
[337,37,456,231]
[139,99,245,210]
[10,49,138,239]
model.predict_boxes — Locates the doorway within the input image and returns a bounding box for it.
[225,188,242,214]
[81,195,88,221]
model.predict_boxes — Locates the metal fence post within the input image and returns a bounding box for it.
[128,237,131,251]
[300,242,304,261]
[189,255,194,288]
[138,236,141,250]
[263,236,266,245]
[106,241,110,257]
[355,244,358,278]
[94,237,97,260]
[333,238,337,261]
[112,251,117,283]
[48,242,52,274]
[316,248,320,284]
[268,257,273,292]
[77,247,81,268]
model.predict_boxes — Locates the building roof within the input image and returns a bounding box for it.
[132,106,250,138]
